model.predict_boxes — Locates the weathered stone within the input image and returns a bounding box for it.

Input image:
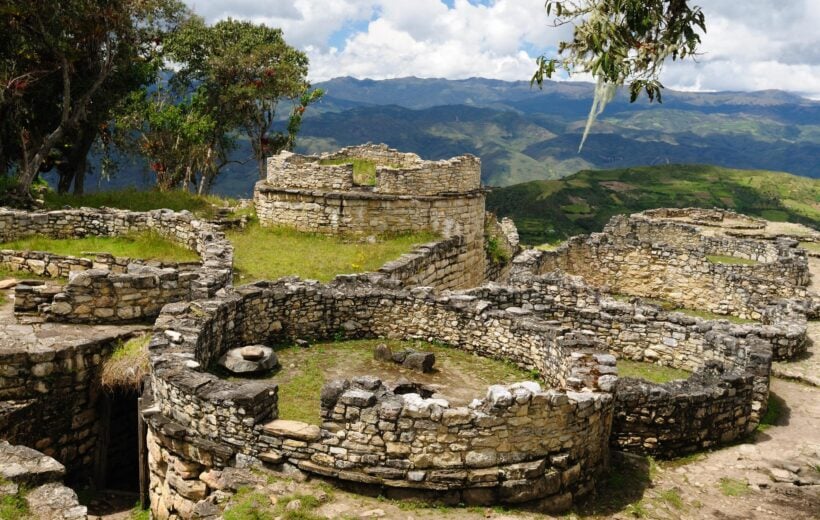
[218,346,278,374]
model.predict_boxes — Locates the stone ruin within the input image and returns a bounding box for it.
[1,147,818,519]
[254,143,519,289]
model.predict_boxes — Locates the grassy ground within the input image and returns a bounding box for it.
[317,158,389,186]
[0,231,200,263]
[617,360,691,384]
[706,254,759,266]
[228,224,435,283]
[231,339,539,425]
[42,188,241,219]
[611,294,758,324]
[486,164,820,245]
[800,241,820,253]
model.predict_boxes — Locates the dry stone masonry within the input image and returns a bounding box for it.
[0,207,233,323]
[254,144,517,290]
[2,193,817,518]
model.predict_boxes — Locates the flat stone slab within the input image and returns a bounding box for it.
[262,419,321,441]
[219,345,278,374]
[0,440,65,486]
[0,278,18,290]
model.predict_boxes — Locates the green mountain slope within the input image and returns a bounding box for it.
[486,165,820,245]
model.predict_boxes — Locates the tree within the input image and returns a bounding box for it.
[0,0,188,200]
[165,17,324,183]
[532,0,706,150]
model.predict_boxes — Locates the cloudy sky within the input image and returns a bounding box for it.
[184,0,820,99]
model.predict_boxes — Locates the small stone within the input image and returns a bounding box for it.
[295,339,310,348]
[403,352,435,373]
[360,509,386,518]
[374,343,393,362]
[219,346,278,374]
[286,499,302,511]
[0,279,18,290]
[241,345,266,361]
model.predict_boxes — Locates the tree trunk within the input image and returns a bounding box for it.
[56,125,96,194]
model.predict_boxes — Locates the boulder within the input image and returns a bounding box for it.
[219,345,278,374]
[403,352,436,373]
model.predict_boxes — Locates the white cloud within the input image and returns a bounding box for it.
[184,0,820,98]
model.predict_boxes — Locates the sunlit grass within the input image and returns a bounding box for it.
[617,360,691,384]
[227,224,435,283]
[0,231,200,264]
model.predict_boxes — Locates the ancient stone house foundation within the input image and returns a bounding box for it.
[2,193,818,519]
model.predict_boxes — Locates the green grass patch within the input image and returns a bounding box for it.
[318,158,394,186]
[0,231,200,264]
[0,479,29,520]
[657,488,684,510]
[706,255,759,266]
[800,241,820,253]
[612,294,758,324]
[101,334,151,390]
[673,308,758,324]
[618,360,691,384]
[223,488,324,520]
[129,502,150,520]
[228,224,435,283]
[234,339,539,425]
[485,235,511,265]
[0,266,61,281]
[718,477,749,497]
[42,188,240,219]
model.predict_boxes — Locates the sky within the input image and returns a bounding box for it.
[183,0,820,99]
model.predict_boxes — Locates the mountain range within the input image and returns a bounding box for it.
[75,77,820,197]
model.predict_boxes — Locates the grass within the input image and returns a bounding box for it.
[718,477,749,497]
[227,224,436,283]
[317,158,396,186]
[757,393,784,431]
[224,488,324,520]
[42,187,241,219]
[658,489,684,510]
[0,231,200,264]
[232,339,539,425]
[0,266,61,281]
[706,255,759,266]
[617,360,691,384]
[800,241,820,253]
[100,335,151,390]
[0,478,28,520]
[129,503,150,520]
[485,235,511,265]
[611,294,758,324]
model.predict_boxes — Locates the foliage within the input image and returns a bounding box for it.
[101,334,151,390]
[486,164,820,245]
[485,235,511,266]
[227,224,435,283]
[0,0,190,198]
[0,231,200,263]
[114,86,224,192]
[532,0,706,149]
[163,17,323,182]
[617,360,690,384]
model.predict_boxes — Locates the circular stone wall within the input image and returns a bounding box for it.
[0,207,233,323]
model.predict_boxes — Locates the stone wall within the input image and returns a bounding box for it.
[0,441,87,519]
[265,144,481,196]
[638,208,766,229]
[513,214,810,322]
[612,364,756,456]
[255,144,491,290]
[142,276,618,517]
[0,207,233,323]
[0,330,142,483]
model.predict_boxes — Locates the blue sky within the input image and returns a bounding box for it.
[184,0,820,99]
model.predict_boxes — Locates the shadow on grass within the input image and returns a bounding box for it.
[572,451,653,517]
[758,391,791,430]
